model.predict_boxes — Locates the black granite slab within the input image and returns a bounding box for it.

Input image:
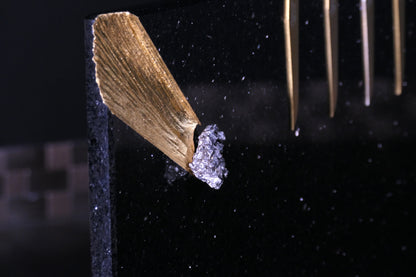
[85,19,115,277]
[86,1,416,276]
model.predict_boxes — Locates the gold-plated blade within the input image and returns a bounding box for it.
[392,0,405,96]
[283,0,299,131]
[360,0,374,106]
[324,0,339,117]
[93,12,200,172]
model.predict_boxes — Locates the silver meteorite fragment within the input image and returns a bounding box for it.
[189,124,228,189]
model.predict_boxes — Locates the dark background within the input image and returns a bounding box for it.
[1,0,183,145]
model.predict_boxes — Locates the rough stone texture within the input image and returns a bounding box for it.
[85,18,115,277]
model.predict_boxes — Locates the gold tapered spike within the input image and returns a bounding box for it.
[360,0,374,106]
[92,12,200,171]
[324,0,339,117]
[283,0,299,131]
[392,0,405,96]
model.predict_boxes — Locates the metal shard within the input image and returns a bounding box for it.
[189,125,228,190]
[392,0,405,96]
[324,0,339,117]
[283,0,299,130]
[360,0,374,106]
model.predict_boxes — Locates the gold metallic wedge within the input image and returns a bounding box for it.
[360,0,374,106]
[92,12,200,172]
[324,0,339,117]
[283,0,299,131]
[392,0,405,96]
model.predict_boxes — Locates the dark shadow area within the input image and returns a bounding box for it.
[0,221,90,277]
[0,0,189,146]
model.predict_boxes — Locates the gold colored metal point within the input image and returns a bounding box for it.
[283,0,299,131]
[392,0,405,96]
[360,0,374,107]
[324,0,339,118]
[92,12,200,172]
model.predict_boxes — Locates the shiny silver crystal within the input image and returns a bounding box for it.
[189,124,228,189]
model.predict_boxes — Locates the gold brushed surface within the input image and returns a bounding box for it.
[324,0,339,117]
[392,0,405,96]
[360,0,374,107]
[93,12,200,171]
[283,0,299,130]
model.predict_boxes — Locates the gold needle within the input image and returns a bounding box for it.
[324,0,339,117]
[360,0,374,106]
[392,0,405,96]
[283,0,299,131]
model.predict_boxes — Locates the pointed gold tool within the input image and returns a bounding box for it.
[360,0,374,106]
[92,12,200,172]
[283,0,299,131]
[324,0,338,117]
[392,0,405,96]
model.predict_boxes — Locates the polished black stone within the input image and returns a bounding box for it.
[87,1,416,275]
